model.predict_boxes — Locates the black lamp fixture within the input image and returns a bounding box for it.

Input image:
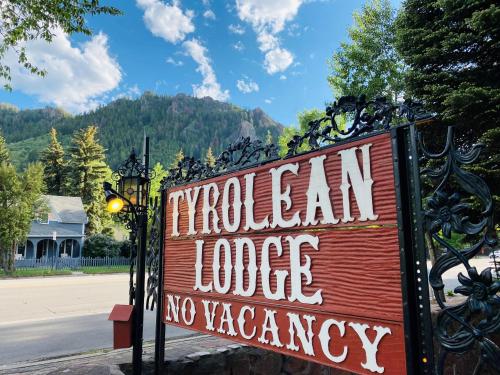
[103,149,151,216]
[103,138,153,375]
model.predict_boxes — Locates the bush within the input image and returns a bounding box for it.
[83,234,121,258]
[119,240,132,258]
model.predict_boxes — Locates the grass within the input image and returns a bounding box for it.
[0,268,72,278]
[0,265,129,278]
[81,266,129,274]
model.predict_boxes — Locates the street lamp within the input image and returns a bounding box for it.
[103,138,152,375]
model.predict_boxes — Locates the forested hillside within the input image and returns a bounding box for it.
[0,93,284,169]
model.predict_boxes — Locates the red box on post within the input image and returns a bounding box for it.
[108,304,134,349]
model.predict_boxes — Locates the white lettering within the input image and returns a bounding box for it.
[287,235,323,305]
[304,155,339,226]
[222,177,242,232]
[286,313,316,356]
[217,303,237,336]
[169,191,184,236]
[258,309,283,348]
[237,306,257,339]
[201,300,219,331]
[338,144,378,222]
[213,239,232,294]
[202,183,221,234]
[165,294,181,322]
[243,173,269,230]
[181,297,196,325]
[193,240,212,292]
[233,238,257,297]
[349,323,391,373]
[185,187,201,235]
[319,319,348,363]
[260,237,288,301]
[270,163,301,228]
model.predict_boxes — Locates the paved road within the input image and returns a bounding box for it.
[0,274,194,365]
[0,311,192,365]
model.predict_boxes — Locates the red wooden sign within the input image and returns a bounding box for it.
[163,132,407,374]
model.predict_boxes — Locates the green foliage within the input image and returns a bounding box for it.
[119,240,132,258]
[277,109,325,157]
[395,0,500,135]
[205,147,216,167]
[0,162,45,273]
[328,0,405,100]
[83,234,121,258]
[466,127,500,220]
[170,149,184,169]
[65,126,109,235]
[1,94,284,170]
[0,131,9,163]
[39,128,66,195]
[149,162,167,207]
[265,130,273,145]
[0,0,121,90]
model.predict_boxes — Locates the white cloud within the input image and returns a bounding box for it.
[236,0,303,74]
[4,28,121,113]
[136,0,194,44]
[228,24,245,35]
[236,77,259,93]
[183,38,229,101]
[264,98,273,104]
[264,47,293,74]
[279,74,287,80]
[203,9,216,20]
[233,41,245,51]
[166,57,184,66]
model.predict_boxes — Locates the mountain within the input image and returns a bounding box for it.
[0,93,284,169]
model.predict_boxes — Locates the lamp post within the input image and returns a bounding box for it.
[103,136,151,375]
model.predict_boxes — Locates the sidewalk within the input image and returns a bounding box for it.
[0,335,237,375]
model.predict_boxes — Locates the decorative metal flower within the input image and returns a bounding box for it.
[455,267,500,319]
[425,190,469,238]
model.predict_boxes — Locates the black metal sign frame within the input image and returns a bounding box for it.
[144,94,498,375]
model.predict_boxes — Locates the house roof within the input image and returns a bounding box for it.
[45,195,88,224]
[29,222,85,238]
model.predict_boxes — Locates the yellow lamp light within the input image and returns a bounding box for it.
[107,196,124,213]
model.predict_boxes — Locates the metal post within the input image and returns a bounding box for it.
[132,136,149,375]
[154,190,166,375]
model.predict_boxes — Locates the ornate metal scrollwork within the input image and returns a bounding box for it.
[146,197,162,310]
[112,148,150,181]
[286,95,428,157]
[420,126,499,374]
[161,137,278,189]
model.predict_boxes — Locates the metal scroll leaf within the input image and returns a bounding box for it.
[146,197,161,310]
[286,95,428,157]
[421,126,499,375]
[161,137,278,189]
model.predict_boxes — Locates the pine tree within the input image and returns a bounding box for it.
[66,126,108,235]
[0,131,10,164]
[265,130,273,145]
[39,128,65,195]
[205,147,216,167]
[395,0,499,135]
[170,149,184,169]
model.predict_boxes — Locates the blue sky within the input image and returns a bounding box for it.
[0,0,400,126]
